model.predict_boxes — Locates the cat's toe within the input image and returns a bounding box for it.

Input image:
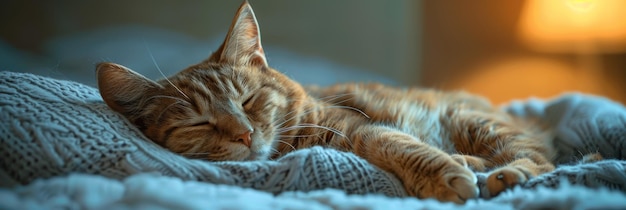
[408,160,479,203]
[424,166,479,204]
[486,167,529,197]
[444,173,479,204]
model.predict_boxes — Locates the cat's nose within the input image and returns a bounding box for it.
[235,130,253,148]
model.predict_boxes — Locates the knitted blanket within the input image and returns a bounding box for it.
[1,71,625,209]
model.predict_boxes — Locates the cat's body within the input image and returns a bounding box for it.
[97,1,561,204]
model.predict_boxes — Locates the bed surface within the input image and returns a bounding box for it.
[1,71,625,209]
[1,26,626,209]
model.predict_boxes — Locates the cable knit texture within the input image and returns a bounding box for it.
[1,71,625,209]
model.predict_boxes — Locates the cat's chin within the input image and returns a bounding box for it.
[245,146,271,161]
[245,152,269,161]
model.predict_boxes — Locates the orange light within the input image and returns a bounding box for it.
[518,0,626,53]
[456,58,586,104]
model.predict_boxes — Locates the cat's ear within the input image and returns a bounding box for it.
[96,62,162,115]
[208,0,268,67]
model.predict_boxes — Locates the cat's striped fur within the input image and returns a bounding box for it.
[97,1,559,203]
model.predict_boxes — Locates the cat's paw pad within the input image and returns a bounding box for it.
[485,166,529,197]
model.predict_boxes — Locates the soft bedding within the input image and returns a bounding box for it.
[1,71,626,209]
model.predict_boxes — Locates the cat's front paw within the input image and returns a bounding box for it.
[485,166,530,197]
[442,173,480,204]
[413,164,479,204]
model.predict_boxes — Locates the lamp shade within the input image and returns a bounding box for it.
[518,0,626,53]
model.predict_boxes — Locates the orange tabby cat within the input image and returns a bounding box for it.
[97,1,557,203]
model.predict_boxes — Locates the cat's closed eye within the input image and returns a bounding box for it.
[190,121,213,128]
[242,95,255,110]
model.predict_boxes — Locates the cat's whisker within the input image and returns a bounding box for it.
[326,105,370,119]
[276,140,296,151]
[269,95,354,132]
[273,109,315,129]
[284,122,354,147]
[273,104,366,130]
[277,129,328,139]
[297,92,358,109]
[273,108,301,127]
[271,94,356,127]
[319,93,370,117]
[280,135,327,146]
[273,103,341,128]
[278,133,324,138]
[267,151,282,161]
[147,95,194,123]
[146,95,191,105]
[155,100,184,122]
[146,44,190,100]
[323,95,354,105]
[278,123,346,139]
[269,148,281,159]
[318,92,357,103]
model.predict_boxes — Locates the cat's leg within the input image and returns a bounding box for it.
[447,111,556,198]
[450,154,487,172]
[349,125,479,204]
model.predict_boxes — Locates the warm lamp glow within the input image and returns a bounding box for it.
[455,57,617,105]
[518,0,626,53]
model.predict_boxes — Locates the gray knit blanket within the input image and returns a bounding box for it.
[1,71,625,209]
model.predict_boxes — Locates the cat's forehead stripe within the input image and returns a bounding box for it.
[179,82,215,113]
[172,70,252,115]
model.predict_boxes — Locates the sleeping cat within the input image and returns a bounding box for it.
[97,1,559,203]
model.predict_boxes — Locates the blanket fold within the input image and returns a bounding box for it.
[506,93,626,162]
[0,71,404,196]
[2,173,626,210]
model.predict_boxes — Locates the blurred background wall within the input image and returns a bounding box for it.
[1,0,625,104]
[0,0,419,85]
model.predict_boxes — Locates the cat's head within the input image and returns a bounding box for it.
[97,1,307,161]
